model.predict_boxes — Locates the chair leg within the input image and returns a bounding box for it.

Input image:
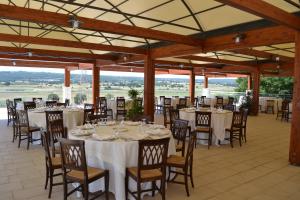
[151,181,155,197]
[230,132,233,148]
[105,171,109,200]
[48,170,53,198]
[244,127,247,143]
[190,163,194,188]
[27,133,30,150]
[84,182,89,200]
[44,166,49,189]
[137,181,141,200]
[161,177,166,200]
[167,166,171,181]
[18,131,21,148]
[125,171,128,200]
[239,131,242,147]
[184,169,190,197]
[63,177,68,200]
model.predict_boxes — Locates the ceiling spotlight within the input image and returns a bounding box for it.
[123,55,128,62]
[179,64,184,68]
[12,60,16,66]
[130,68,133,72]
[202,68,205,76]
[276,64,280,69]
[69,15,81,29]
[28,52,33,57]
[275,56,280,62]
[234,33,246,44]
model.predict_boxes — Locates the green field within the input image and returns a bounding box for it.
[0,82,242,107]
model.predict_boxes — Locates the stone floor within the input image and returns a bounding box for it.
[0,113,300,200]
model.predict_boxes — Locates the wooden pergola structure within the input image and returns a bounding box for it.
[0,0,299,164]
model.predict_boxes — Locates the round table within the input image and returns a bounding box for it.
[28,108,84,130]
[179,108,233,145]
[69,123,176,200]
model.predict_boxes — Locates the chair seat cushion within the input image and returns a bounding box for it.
[176,144,183,151]
[195,127,210,132]
[225,127,241,132]
[167,155,185,167]
[51,157,62,168]
[21,126,40,133]
[127,167,162,181]
[67,167,105,181]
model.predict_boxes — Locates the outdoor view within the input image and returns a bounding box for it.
[0,67,294,107]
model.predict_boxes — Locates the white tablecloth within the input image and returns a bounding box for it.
[69,124,176,200]
[28,109,84,130]
[180,109,233,144]
[16,101,45,110]
[259,97,282,113]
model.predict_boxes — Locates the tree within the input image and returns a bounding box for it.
[48,93,59,101]
[235,78,248,92]
[3,81,10,86]
[74,93,87,105]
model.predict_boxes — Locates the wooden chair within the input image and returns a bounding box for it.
[223,104,235,111]
[116,98,126,120]
[64,99,70,107]
[11,106,18,142]
[227,97,235,105]
[13,98,22,107]
[225,111,243,148]
[241,108,249,143]
[125,138,170,200]
[156,96,165,113]
[23,101,36,110]
[276,101,283,120]
[45,110,63,135]
[41,132,63,198]
[49,119,67,157]
[59,139,109,200]
[46,101,57,107]
[6,99,14,126]
[282,100,291,122]
[16,110,41,149]
[88,113,107,124]
[57,102,66,107]
[177,98,187,109]
[97,97,113,119]
[83,109,94,124]
[84,103,94,110]
[215,96,223,108]
[169,108,180,131]
[166,132,196,196]
[194,111,212,149]
[164,97,172,108]
[266,100,275,114]
[194,97,199,108]
[163,106,171,128]
[172,119,189,156]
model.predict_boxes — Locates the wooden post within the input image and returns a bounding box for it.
[247,75,252,90]
[204,76,208,88]
[64,68,70,87]
[144,53,155,121]
[289,31,300,165]
[251,71,260,115]
[92,64,100,105]
[189,70,195,104]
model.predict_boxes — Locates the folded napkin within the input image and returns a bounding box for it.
[92,133,116,141]
[145,129,170,136]
[124,121,140,126]
[72,129,94,136]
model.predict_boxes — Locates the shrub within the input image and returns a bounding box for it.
[74,93,87,105]
[48,93,59,101]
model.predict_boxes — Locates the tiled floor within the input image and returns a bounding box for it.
[0,113,299,200]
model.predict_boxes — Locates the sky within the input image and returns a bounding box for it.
[0,66,236,79]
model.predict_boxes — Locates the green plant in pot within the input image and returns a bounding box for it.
[127,88,143,120]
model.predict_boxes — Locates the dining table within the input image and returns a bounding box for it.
[69,121,176,200]
[179,107,233,145]
[27,107,84,130]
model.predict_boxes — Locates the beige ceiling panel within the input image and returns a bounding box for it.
[272,43,295,49]
[118,0,170,15]
[97,12,126,23]
[140,0,189,21]
[130,18,161,28]
[197,5,261,31]
[186,0,222,12]
[109,40,142,48]
[24,44,90,53]
[217,54,254,61]
[263,0,299,13]
[90,50,110,55]
[0,41,16,47]
[38,31,78,41]
[0,25,19,34]
[266,50,295,57]
[80,36,107,44]
[101,32,123,38]
[153,24,198,35]
[90,0,113,9]
[195,52,216,57]
[157,57,190,63]
[253,46,274,51]
[172,17,199,30]
[191,60,212,64]
[77,8,106,19]
[121,36,146,42]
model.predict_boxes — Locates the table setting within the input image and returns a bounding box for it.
[68,119,176,200]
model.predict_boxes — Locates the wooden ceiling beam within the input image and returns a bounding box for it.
[216,0,300,30]
[151,25,295,58]
[0,59,78,68]
[0,4,202,46]
[0,45,115,60]
[0,33,145,55]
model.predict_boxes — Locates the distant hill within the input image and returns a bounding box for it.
[0,71,237,86]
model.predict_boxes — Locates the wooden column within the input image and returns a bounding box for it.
[251,71,260,115]
[144,53,155,121]
[189,70,195,104]
[64,68,70,87]
[203,76,208,88]
[247,75,252,90]
[92,65,100,105]
[289,31,300,165]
